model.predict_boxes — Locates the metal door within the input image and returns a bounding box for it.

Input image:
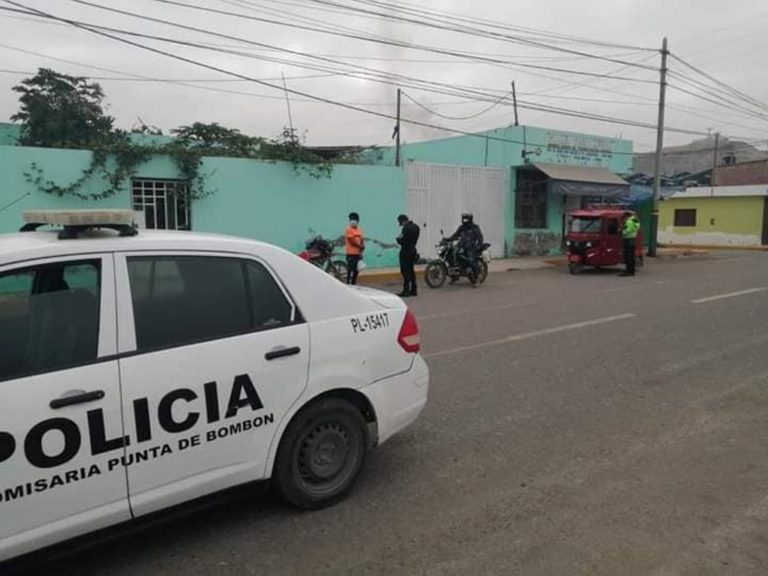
[406,163,508,259]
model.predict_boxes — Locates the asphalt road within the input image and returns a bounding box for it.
[24,252,768,575]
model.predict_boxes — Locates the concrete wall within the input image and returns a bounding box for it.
[196,158,404,267]
[371,125,633,255]
[0,145,405,267]
[659,196,765,247]
[714,160,768,187]
[376,125,633,172]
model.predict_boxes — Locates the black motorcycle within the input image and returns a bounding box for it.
[424,237,491,288]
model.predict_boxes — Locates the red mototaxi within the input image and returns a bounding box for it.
[566,207,644,274]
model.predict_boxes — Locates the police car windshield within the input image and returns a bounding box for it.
[570,217,602,234]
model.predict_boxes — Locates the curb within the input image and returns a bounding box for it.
[657,248,710,258]
[358,268,425,285]
[660,244,768,252]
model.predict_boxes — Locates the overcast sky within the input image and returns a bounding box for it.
[1,0,767,152]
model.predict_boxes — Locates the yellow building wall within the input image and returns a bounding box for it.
[659,196,765,246]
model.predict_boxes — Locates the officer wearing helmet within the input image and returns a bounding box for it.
[448,213,484,283]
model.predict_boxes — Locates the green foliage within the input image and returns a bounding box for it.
[24,135,211,201]
[261,129,333,179]
[12,68,114,148]
[172,123,333,178]
[13,69,334,201]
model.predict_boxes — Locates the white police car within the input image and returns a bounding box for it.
[0,210,428,561]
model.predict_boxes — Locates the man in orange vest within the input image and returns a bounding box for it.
[345,212,365,285]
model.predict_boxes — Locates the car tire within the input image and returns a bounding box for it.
[274,398,367,509]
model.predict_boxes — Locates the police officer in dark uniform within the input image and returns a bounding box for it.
[448,212,484,283]
[396,214,420,297]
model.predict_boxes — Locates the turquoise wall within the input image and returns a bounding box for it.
[0,145,404,268]
[196,158,404,268]
[371,125,633,255]
[0,146,131,234]
[374,126,633,173]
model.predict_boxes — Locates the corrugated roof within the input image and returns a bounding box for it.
[531,162,628,186]
[670,185,768,199]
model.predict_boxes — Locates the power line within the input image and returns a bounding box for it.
[137,0,658,84]
[301,0,658,67]
[1,2,711,141]
[667,74,768,124]
[669,52,768,113]
[32,3,671,127]
[402,90,512,121]
[667,70,768,119]
[347,0,656,52]
[3,0,664,155]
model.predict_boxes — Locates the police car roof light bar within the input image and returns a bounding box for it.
[20,210,138,239]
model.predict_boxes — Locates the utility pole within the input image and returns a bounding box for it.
[395,88,402,167]
[648,37,668,258]
[511,81,519,126]
[281,72,296,142]
[711,132,720,195]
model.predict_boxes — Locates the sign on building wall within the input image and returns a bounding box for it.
[544,131,618,167]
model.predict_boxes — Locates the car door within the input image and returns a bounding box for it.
[114,252,310,517]
[0,255,129,561]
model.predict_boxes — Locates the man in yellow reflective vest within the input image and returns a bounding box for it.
[621,213,641,277]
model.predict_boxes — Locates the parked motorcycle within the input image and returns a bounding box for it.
[424,236,491,288]
[298,235,348,281]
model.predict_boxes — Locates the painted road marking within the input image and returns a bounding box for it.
[424,313,636,358]
[595,280,668,295]
[417,302,530,321]
[691,287,767,305]
[711,256,754,264]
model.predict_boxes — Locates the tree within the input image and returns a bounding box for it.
[12,68,114,148]
[172,122,263,157]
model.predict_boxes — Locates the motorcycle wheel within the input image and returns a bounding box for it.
[478,262,489,284]
[425,261,448,289]
[328,261,348,282]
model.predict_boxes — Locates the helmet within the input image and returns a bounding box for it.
[461,212,474,224]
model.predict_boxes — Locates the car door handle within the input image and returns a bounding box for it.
[265,346,301,361]
[50,390,106,410]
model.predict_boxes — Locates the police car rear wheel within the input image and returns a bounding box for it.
[275,398,367,509]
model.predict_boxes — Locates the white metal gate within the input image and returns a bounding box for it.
[406,163,508,259]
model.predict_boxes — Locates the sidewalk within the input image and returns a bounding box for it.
[357,247,712,284]
[358,256,555,284]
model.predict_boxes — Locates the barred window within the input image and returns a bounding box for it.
[132,179,190,230]
[515,169,549,229]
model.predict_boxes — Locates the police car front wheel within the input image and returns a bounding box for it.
[275,398,367,509]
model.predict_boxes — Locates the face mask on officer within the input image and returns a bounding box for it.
[350,220,359,227]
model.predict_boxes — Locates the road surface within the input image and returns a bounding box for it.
[23,252,768,575]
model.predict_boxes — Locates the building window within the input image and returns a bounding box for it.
[674,208,697,227]
[515,169,548,229]
[132,179,190,230]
